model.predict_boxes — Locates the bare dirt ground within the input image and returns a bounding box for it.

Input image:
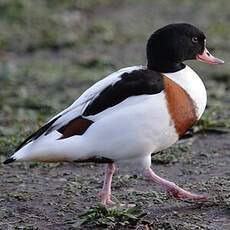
[0,1,229,229]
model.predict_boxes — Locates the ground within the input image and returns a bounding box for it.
[0,1,229,229]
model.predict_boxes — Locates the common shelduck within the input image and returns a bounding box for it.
[4,23,224,205]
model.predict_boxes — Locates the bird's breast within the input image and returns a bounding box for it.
[163,76,197,137]
[163,65,207,137]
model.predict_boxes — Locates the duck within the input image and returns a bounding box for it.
[4,23,224,205]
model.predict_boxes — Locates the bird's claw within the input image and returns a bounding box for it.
[167,187,208,201]
[97,191,115,206]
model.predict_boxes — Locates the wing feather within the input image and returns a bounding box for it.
[14,66,142,151]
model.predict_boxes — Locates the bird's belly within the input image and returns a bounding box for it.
[84,94,178,160]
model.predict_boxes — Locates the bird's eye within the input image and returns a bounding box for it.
[192,36,198,43]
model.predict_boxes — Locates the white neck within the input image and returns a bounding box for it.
[164,65,207,119]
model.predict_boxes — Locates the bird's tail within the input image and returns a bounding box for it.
[3,133,92,164]
[3,157,16,164]
[3,140,33,164]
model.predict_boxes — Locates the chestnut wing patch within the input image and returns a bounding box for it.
[14,115,93,151]
[83,69,164,116]
[58,116,93,139]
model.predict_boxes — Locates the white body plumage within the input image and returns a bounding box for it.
[11,65,207,171]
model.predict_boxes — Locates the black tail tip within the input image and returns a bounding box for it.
[3,157,16,164]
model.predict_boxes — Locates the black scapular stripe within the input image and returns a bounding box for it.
[14,115,61,152]
[83,69,164,116]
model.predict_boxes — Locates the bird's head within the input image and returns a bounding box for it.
[147,23,224,72]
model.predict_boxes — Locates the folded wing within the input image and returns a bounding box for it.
[14,66,166,154]
[14,66,147,151]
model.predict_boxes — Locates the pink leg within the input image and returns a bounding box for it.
[144,168,208,201]
[98,163,116,205]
